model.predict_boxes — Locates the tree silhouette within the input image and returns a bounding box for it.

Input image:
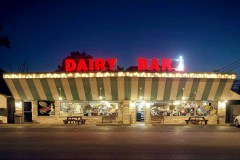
[0,26,11,48]
[117,65,124,71]
[57,51,126,72]
[126,66,138,71]
[0,68,11,96]
[56,51,93,72]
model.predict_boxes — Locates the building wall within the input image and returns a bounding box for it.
[0,95,7,123]
[29,100,225,125]
[228,105,240,123]
[3,72,234,124]
[32,101,117,124]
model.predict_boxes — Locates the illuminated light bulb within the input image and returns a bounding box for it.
[105,72,110,77]
[59,97,62,100]
[133,72,138,76]
[61,73,66,78]
[99,96,103,100]
[74,73,79,78]
[173,101,180,105]
[15,101,22,108]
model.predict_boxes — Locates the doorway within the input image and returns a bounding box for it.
[24,102,32,122]
[136,101,146,122]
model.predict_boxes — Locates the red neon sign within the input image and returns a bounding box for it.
[64,57,183,72]
[138,58,172,71]
[65,58,117,72]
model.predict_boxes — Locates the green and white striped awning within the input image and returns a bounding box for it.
[3,72,237,101]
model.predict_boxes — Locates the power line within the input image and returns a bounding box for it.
[218,58,240,72]
[221,61,240,72]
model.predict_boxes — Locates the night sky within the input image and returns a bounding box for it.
[1,0,240,76]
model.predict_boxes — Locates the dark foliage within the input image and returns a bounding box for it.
[117,65,124,71]
[56,51,124,72]
[56,51,93,72]
[0,68,11,96]
[0,26,11,48]
[126,66,138,71]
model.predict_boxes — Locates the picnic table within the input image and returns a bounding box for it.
[151,115,164,124]
[185,116,208,125]
[102,115,117,123]
[63,116,86,125]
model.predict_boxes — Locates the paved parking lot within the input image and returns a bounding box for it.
[0,124,239,160]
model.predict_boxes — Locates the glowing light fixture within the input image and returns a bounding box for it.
[15,101,22,108]
[99,87,104,100]
[173,101,180,105]
[175,56,184,71]
[218,101,227,108]
[59,88,62,100]
[139,87,143,100]
[3,72,236,79]
[182,88,185,100]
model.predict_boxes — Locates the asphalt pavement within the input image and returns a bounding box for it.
[0,124,239,160]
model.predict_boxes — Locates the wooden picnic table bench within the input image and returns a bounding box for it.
[185,116,208,125]
[102,115,117,123]
[151,115,164,124]
[63,116,86,125]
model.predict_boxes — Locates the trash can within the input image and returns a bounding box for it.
[14,115,22,124]
[217,116,225,124]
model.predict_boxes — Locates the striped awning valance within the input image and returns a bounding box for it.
[4,72,235,101]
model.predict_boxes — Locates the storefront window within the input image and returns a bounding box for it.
[150,101,218,116]
[89,102,118,116]
[60,101,118,116]
[60,102,86,116]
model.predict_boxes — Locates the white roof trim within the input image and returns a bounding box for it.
[227,90,240,100]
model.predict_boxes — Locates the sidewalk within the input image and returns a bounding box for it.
[0,122,232,128]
